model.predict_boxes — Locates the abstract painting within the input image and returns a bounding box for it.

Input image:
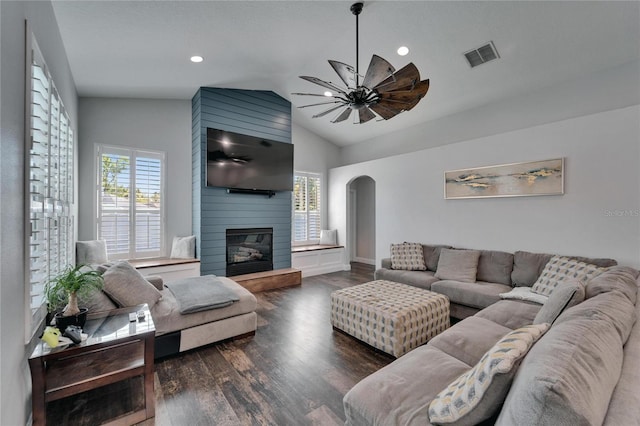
[445,158,564,199]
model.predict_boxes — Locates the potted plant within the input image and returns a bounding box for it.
[45,264,104,330]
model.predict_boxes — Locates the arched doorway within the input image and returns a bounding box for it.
[347,176,376,265]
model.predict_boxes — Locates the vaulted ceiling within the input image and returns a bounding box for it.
[51,1,640,146]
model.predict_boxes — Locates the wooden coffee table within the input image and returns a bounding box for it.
[28,304,155,426]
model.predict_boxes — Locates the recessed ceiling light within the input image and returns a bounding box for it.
[324,91,333,97]
[397,46,409,56]
[190,55,204,63]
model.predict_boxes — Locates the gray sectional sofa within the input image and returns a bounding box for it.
[345,246,640,425]
[375,245,617,319]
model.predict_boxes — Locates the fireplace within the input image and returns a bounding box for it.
[226,228,273,276]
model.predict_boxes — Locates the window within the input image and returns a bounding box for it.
[96,145,165,259]
[26,35,75,338]
[293,172,321,245]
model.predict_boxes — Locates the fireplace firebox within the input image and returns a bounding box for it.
[226,228,273,276]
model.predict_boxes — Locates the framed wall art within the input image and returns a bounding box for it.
[445,158,564,199]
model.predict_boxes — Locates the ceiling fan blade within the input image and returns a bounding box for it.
[358,107,376,123]
[299,76,347,95]
[292,92,336,97]
[378,80,430,105]
[312,104,346,118]
[373,63,420,93]
[297,100,344,109]
[362,55,395,90]
[331,107,353,123]
[370,102,402,120]
[328,60,357,89]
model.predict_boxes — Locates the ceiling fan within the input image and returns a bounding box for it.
[293,2,430,124]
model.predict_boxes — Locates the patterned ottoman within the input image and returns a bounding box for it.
[331,280,450,357]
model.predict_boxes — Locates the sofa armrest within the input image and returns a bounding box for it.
[381,258,392,269]
[145,275,164,291]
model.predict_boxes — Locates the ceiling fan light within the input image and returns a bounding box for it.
[397,46,409,56]
[324,91,333,97]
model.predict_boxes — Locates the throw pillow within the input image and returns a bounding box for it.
[531,256,603,296]
[170,235,196,259]
[499,287,549,305]
[103,261,162,308]
[534,280,585,325]
[435,249,481,283]
[319,229,337,245]
[76,240,108,264]
[428,323,551,425]
[390,242,427,271]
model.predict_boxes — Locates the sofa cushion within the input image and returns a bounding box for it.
[476,250,514,286]
[475,300,541,330]
[374,268,439,290]
[585,265,638,304]
[511,251,553,287]
[431,280,511,309]
[428,317,512,367]
[343,346,471,426]
[556,290,636,344]
[423,244,453,272]
[497,310,628,426]
[435,249,481,283]
[534,280,585,325]
[76,288,118,313]
[531,255,603,296]
[76,240,108,265]
[429,324,550,426]
[390,242,427,271]
[170,235,196,259]
[103,261,162,308]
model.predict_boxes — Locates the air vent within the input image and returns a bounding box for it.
[464,41,500,68]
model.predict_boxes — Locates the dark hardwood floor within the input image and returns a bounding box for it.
[47,263,393,425]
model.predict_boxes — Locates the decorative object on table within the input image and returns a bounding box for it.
[293,2,429,124]
[45,264,104,331]
[445,158,564,199]
[41,326,61,348]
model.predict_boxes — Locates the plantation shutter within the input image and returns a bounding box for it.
[26,38,75,333]
[292,172,322,244]
[97,146,164,259]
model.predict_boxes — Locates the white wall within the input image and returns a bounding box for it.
[77,98,193,253]
[292,122,341,235]
[77,102,341,253]
[340,60,640,166]
[352,177,375,263]
[330,105,640,269]
[0,2,78,424]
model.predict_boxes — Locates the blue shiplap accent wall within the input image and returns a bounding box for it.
[192,88,292,276]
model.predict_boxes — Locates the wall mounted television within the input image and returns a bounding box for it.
[206,128,294,192]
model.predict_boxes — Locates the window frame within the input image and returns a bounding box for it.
[95,144,166,260]
[292,171,322,246]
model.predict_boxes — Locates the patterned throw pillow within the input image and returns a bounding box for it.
[390,242,427,271]
[428,323,550,425]
[531,256,603,296]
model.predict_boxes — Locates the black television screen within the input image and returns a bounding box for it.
[206,128,294,192]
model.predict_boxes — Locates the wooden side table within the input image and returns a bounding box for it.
[29,304,155,426]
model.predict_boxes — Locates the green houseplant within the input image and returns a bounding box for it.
[45,264,104,330]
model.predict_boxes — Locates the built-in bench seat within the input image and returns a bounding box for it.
[128,257,200,281]
[291,245,348,277]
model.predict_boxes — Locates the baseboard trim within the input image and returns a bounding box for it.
[353,257,375,265]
